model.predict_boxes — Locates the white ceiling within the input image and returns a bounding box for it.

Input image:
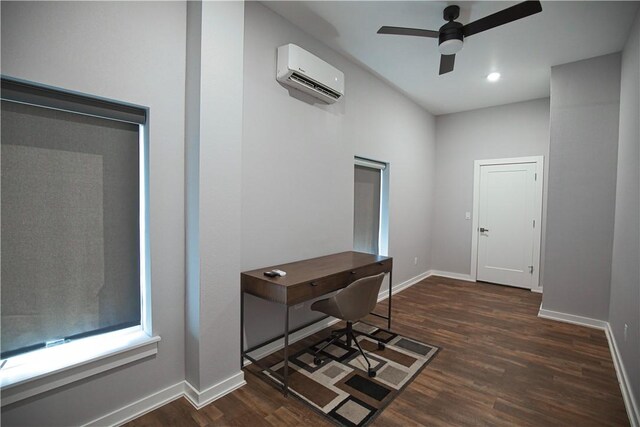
[263,1,640,115]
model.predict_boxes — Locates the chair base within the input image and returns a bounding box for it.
[313,322,385,377]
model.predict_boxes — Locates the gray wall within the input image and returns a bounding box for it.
[1,2,187,425]
[3,1,634,424]
[609,10,640,408]
[184,0,245,392]
[432,98,550,276]
[542,54,621,320]
[241,2,436,348]
[193,0,245,390]
[185,0,204,391]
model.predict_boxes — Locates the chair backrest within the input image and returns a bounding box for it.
[335,273,386,321]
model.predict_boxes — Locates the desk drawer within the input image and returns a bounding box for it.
[286,259,392,305]
[288,272,352,305]
[347,259,392,281]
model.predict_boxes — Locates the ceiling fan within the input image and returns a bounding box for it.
[377,1,543,75]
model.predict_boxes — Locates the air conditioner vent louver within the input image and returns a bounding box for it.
[276,44,345,104]
[289,72,341,100]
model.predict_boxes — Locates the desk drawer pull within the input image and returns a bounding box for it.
[351,271,357,275]
[378,262,384,265]
[310,282,317,287]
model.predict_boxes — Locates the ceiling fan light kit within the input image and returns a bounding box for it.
[377,0,543,75]
[439,39,463,55]
[438,6,464,55]
[487,72,501,82]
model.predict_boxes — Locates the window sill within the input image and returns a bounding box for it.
[0,327,160,407]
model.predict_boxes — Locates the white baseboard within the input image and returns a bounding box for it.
[244,316,342,364]
[428,270,542,293]
[538,306,638,426]
[84,372,245,426]
[428,270,475,282]
[184,371,246,409]
[537,307,608,330]
[605,324,639,427]
[84,382,185,427]
[377,270,431,301]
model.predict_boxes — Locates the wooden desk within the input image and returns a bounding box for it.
[240,251,393,396]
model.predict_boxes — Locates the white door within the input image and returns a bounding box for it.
[476,162,538,289]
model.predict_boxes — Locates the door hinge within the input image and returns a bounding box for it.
[528,265,534,274]
[533,219,535,228]
[535,173,537,181]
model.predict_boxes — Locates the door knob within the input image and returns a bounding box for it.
[480,227,489,232]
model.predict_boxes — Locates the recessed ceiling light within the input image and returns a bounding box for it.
[487,72,501,82]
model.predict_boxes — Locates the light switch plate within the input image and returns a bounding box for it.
[465,212,471,220]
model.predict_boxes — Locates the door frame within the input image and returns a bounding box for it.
[470,156,544,291]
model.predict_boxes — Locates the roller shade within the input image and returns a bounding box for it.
[1,77,146,125]
[355,157,386,170]
[354,165,382,255]
[1,98,141,358]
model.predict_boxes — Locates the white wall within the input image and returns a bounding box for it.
[609,10,640,410]
[241,2,436,348]
[185,0,245,393]
[542,53,621,320]
[432,98,550,277]
[1,2,186,425]
[3,1,633,425]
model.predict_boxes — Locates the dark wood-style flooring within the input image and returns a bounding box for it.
[127,276,628,426]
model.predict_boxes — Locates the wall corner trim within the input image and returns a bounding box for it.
[537,307,638,427]
[605,323,640,427]
[537,307,608,330]
[428,270,475,283]
[377,270,433,301]
[184,371,246,409]
[83,382,185,427]
[83,372,246,426]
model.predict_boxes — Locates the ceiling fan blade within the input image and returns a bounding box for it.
[439,54,455,75]
[463,0,542,38]
[377,26,439,38]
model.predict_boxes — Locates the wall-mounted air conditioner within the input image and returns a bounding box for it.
[276,44,345,104]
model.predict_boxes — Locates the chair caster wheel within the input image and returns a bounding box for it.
[368,369,376,378]
[377,342,385,350]
[314,357,322,366]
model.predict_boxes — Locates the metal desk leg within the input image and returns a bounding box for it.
[240,291,245,369]
[388,271,393,330]
[283,305,289,396]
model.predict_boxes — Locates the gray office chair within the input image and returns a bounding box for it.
[310,273,387,377]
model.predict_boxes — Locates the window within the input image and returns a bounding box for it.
[0,77,150,360]
[353,157,389,255]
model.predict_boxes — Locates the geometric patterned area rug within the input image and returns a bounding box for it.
[263,324,440,427]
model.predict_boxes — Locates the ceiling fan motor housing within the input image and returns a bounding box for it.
[443,5,460,21]
[438,21,464,55]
